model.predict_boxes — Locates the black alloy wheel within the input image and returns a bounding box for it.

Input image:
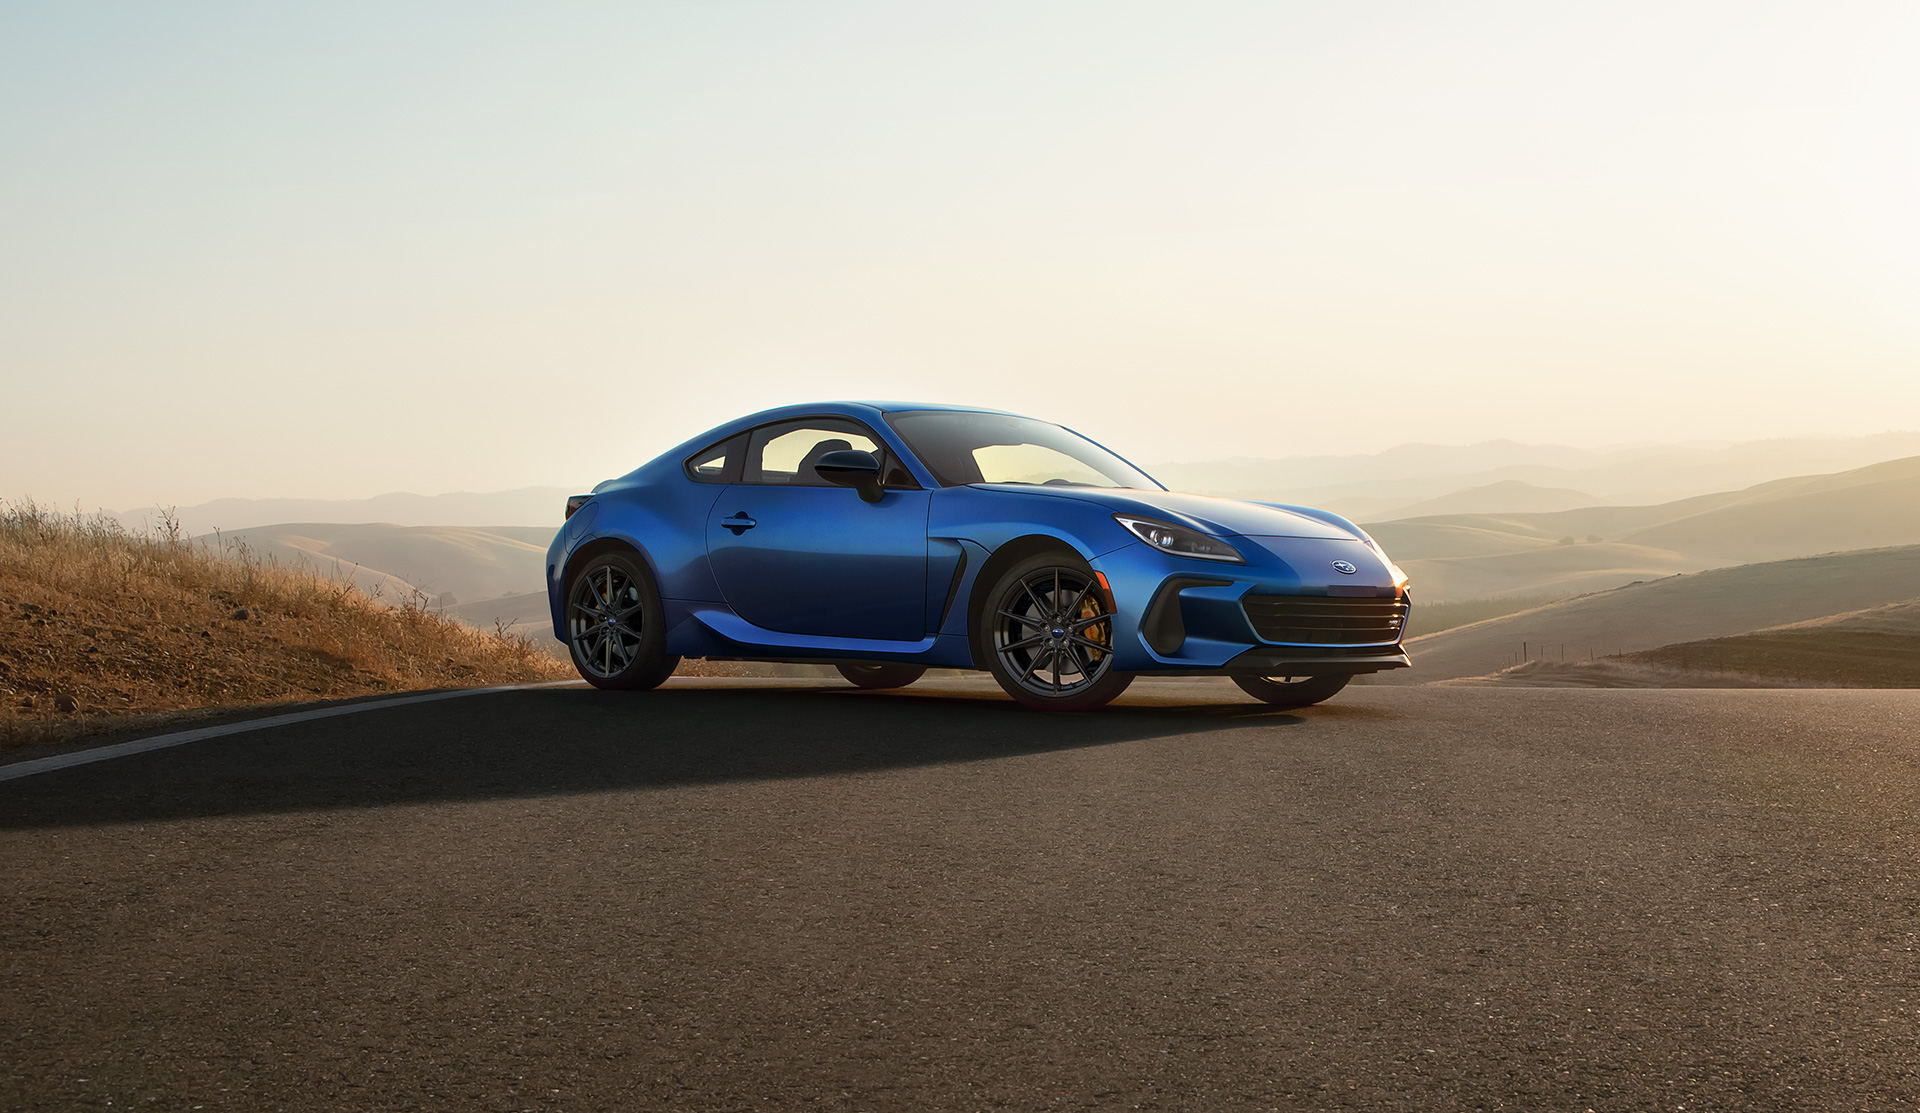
[836,663,928,690]
[978,553,1134,712]
[566,550,679,690]
[1232,673,1350,709]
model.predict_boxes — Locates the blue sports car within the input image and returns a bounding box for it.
[546,402,1410,711]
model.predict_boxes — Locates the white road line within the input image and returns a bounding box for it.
[0,681,583,783]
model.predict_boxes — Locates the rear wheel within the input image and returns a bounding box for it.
[566,550,680,690]
[977,552,1133,712]
[1232,673,1349,709]
[836,663,927,689]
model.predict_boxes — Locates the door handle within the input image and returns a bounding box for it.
[721,511,756,536]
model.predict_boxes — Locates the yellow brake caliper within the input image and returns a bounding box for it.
[1079,594,1109,665]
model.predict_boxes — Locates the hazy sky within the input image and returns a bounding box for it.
[4,1,1917,508]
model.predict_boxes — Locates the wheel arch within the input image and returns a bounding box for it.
[961,533,1087,664]
[562,536,656,588]
[554,536,665,639]
[555,535,682,691]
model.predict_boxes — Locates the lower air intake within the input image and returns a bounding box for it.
[1242,595,1408,646]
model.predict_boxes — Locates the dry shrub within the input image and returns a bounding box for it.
[1,499,568,750]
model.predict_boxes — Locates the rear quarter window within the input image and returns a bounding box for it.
[684,434,745,483]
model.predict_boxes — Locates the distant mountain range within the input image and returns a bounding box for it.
[118,488,576,537]
[114,431,1920,536]
[1368,480,1604,520]
[1153,430,1920,520]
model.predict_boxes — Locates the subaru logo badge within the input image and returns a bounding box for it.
[1331,560,1358,575]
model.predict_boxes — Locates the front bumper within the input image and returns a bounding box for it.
[1090,535,1412,675]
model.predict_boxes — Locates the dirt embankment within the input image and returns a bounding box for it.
[1,503,569,750]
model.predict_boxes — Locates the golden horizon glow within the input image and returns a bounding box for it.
[3,1,1918,508]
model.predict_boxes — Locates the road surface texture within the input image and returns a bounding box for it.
[3,679,1917,1111]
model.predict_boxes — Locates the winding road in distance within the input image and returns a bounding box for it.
[4,679,1917,1110]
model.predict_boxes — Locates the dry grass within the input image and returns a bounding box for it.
[1441,619,1920,689]
[1624,629,1920,688]
[1,500,568,750]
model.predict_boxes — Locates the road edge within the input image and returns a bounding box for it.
[0,681,583,783]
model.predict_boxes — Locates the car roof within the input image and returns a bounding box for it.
[724,401,1022,426]
[634,402,1020,482]
[639,402,1034,486]
[608,400,1112,493]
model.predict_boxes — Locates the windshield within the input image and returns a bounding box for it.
[885,410,1162,490]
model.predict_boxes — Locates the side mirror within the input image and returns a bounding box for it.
[815,449,884,503]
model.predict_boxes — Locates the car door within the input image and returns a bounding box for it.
[705,418,930,642]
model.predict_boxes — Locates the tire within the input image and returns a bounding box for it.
[976,551,1134,712]
[836,663,928,690]
[1232,673,1349,709]
[565,550,680,690]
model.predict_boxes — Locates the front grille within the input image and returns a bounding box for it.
[1242,595,1408,646]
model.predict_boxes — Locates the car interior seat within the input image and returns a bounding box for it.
[797,438,855,483]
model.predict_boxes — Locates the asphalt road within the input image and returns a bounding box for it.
[3,679,1918,1111]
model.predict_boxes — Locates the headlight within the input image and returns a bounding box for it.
[1114,515,1244,563]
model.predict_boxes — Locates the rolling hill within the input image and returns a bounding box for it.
[1617,599,1920,687]
[1396,543,1706,603]
[1371,480,1606,521]
[124,488,576,536]
[1619,461,1920,564]
[449,590,556,645]
[1374,545,1920,683]
[1368,454,1920,601]
[1363,521,1557,561]
[1440,598,1920,689]
[198,524,552,607]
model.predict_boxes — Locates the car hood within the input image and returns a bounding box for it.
[969,485,1360,540]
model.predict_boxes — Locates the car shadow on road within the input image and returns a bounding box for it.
[0,681,1385,830]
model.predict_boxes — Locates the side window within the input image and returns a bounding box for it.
[742,418,919,488]
[747,420,882,486]
[684,434,744,484]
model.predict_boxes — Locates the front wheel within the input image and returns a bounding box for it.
[836,663,927,690]
[566,551,680,690]
[1232,673,1349,709]
[977,553,1134,712]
